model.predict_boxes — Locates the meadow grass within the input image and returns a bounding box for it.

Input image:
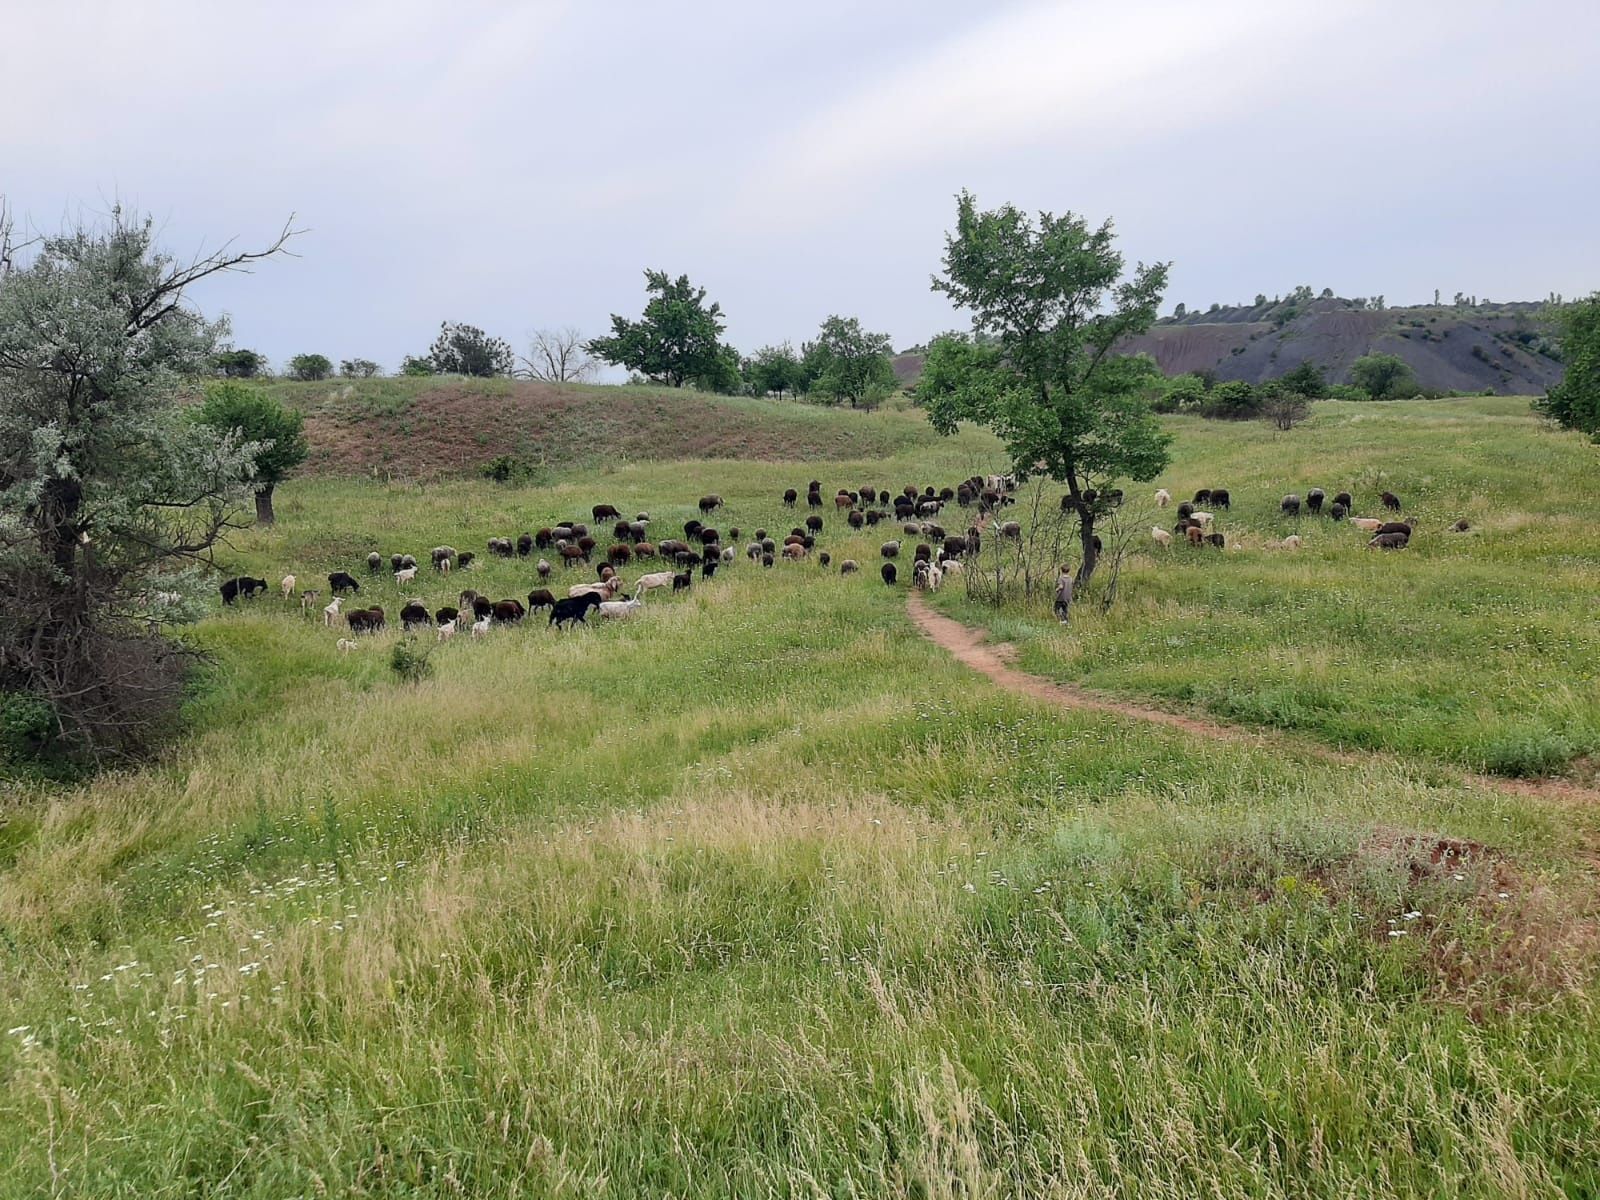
[2,402,1598,1196]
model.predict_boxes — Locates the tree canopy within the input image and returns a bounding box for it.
[429,321,514,377]
[1349,352,1417,400]
[744,343,802,399]
[287,353,332,381]
[196,383,308,524]
[213,348,266,378]
[920,191,1170,589]
[1537,294,1600,437]
[587,270,731,388]
[803,316,896,408]
[1279,359,1328,398]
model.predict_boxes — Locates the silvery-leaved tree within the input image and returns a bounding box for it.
[921,191,1171,594]
[0,203,293,761]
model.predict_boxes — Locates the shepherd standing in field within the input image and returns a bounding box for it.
[1054,564,1074,624]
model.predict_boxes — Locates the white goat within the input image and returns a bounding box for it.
[1155,488,1172,508]
[436,618,457,642]
[323,596,343,626]
[598,596,643,619]
[471,616,492,638]
[633,570,675,596]
[1151,526,1172,548]
[395,566,418,585]
[280,574,296,600]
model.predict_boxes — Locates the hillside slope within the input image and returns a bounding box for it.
[894,298,1563,394]
[257,377,940,476]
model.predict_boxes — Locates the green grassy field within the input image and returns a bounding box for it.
[2,395,1598,1197]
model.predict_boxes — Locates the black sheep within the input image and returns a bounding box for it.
[366,552,383,572]
[549,592,602,628]
[327,571,361,595]
[435,606,460,626]
[1211,488,1231,509]
[1177,501,1195,519]
[1381,491,1402,511]
[400,602,430,630]
[1281,495,1302,516]
[592,504,620,522]
[819,552,831,568]
[881,562,897,586]
[672,571,693,591]
[219,576,267,605]
[1368,531,1409,550]
[389,554,404,572]
[807,491,823,510]
[805,515,823,533]
[848,510,865,528]
[1193,488,1212,504]
[472,597,494,620]
[457,552,475,569]
[1307,488,1325,514]
[783,488,797,507]
[1376,521,1413,537]
[1329,502,1347,521]
[701,559,718,580]
[761,552,775,568]
[698,495,722,515]
[1205,532,1225,548]
[914,544,932,563]
[535,528,554,550]
[493,599,525,623]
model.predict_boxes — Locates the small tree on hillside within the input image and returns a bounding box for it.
[920,191,1170,595]
[804,315,896,408]
[399,354,435,376]
[520,327,597,383]
[196,383,308,524]
[213,348,267,378]
[1537,293,1600,436]
[1279,359,1328,398]
[430,321,513,377]
[1260,383,1311,431]
[287,353,332,381]
[1349,352,1417,400]
[745,342,802,399]
[587,270,731,388]
[340,357,379,378]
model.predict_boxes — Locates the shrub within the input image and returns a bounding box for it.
[287,353,332,381]
[1200,380,1261,420]
[429,321,514,378]
[0,690,57,763]
[399,355,435,376]
[1349,352,1418,400]
[389,639,434,686]
[480,454,533,484]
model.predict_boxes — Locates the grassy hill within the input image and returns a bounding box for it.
[258,376,940,478]
[3,396,1598,1195]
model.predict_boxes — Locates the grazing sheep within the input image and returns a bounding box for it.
[1281,535,1302,550]
[558,544,584,566]
[366,552,383,573]
[1376,521,1413,538]
[551,592,602,628]
[1381,491,1402,512]
[1333,491,1352,512]
[805,515,823,534]
[1151,527,1172,548]
[279,574,297,600]
[698,494,723,514]
[999,521,1022,539]
[471,616,491,639]
[848,510,865,529]
[219,577,268,605]
[390,554,405,572]
[807,490,823,510]
[346,606,386,634]
[1368,531,1409,550]
[1186,525,1204,545]
[1281,494,1301,516]
[592,503,620,522]
[398,555,417,571]
[865,510,884,526]
[435,606,460,625]
[436,618,457,642]
[1193,488,1212,504]
[1177,501,1195,519]
[489,537,515,558]
[699,527,720,546]
[1211,489,1231,509]
[457,552,474,569]
[431,546,456,571]
[598,596,643,619]
[395,566,418,586]
[535,528,554,550]
[881,540,900,559]
[672,571,693,592]
[818,552,831,568]
[881,562,898,586]
[576,536,597,559]
[300,589,321,614]
[634,571,675,595]
[608,543,633,565]
[337,638,358,655]
[1307,488,1325,514]
[1205,532,1225,548]
[1351,517,1383,532]
[914,561,943,591]
[720,546,735,563]
[1189,511,1214,528]
[628,520,649,541]
[1452,518,1470,533]
[1329,502,1347,521]
[840,559,859,575]
[783,488,798,507]
[323,596,343,626]
[634,542,656,559]
[569,577,623,600]
[535,558,551,580]
[472,597,493,621]
[914,543,932,563]
[400,602,430,631]
[783,542,807,560]
[1155,488,1171,508]
[834,491,853,509]
[492,599,526,624]
[761,553,774,568]
[526,588,557,613]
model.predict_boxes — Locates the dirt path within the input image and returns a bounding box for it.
[905,592,1600,809]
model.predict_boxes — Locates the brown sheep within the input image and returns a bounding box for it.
[1368,531,1409,550]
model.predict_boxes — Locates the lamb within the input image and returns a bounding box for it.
[323,596,343,626]
[1186,525,1204,545]
[913,561,943,591]
[1151,527,1172,548]
[1155,488,1172,508]
[280,574,297,600]
[395,566,418,586]
[818,552,831,568]
[1350,518,1383,532]
[1381,491,1402,512]
[881,562,898,586]
[471,616,492,638]
[720,546,736,564]
[436,618,457,642]
[1281,535,1302,549]
[456,552,475,569]
[337,638,358,655]
[633,571,676,596]
[300,589,321,614]
[1368,531,1409,550]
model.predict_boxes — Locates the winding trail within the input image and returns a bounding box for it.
[905,591,1600,810]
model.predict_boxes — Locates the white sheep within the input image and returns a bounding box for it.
[1190,511,1214,528]
[336,638,358,655]
[569,578,623,600]
[1282,535,1302,550]
[598,596,643,619]
[940,559,963,576]
[395,566,418,585]
[471,616,491,638]
[323,596,343,626]
[1350,517,1383,532]
[436,618,457,642]
[1155,488,1172,508]
[1151,526,1172,547]
[280,574,297,600]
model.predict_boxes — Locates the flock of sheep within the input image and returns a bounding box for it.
[217,476,1019,649]
[1150,485,1460,552]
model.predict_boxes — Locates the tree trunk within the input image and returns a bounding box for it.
[255,484,276,526]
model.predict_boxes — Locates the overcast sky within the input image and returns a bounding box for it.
[4,1,1596,373]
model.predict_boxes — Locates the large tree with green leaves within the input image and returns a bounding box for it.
[803,315,896,408]
[429,321,513,377]
[1348,352,1417,400]
[920,191,1171,592]
[196,383,308,524]
[1537,294,1600,437]
[587,270,731,388]
[287,353,332,381]
[745,343,802,399]
[0,205,287,760]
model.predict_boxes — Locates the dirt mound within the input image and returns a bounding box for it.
[269,379,932,477]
